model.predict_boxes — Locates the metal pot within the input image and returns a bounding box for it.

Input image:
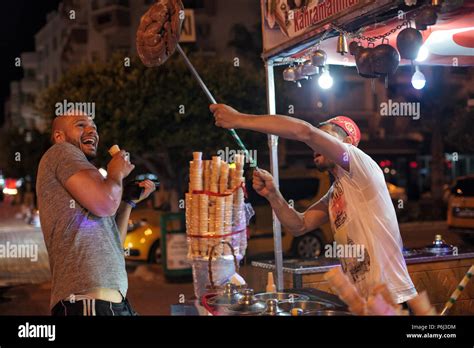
[254,292,309,303]
[311,49,327,67]
[301,60,319,77]
[372,43,400,76]
[278,300,334,314]
[415,6,438,30]
[303,309,353,316]
[355,47,378,78]
[206,283,245,306]
[349,41,362,56]
[259,299,290,316]
[283,66,297,81]
[423,234,454,255]
[295,64,307,81]
[227,289,266,315]
[396,28,423,60]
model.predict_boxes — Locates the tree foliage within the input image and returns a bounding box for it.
[37,52,267,192]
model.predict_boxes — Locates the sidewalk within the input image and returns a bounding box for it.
[0,216,51,288]
[0,264,196,315]
[0,204,196,315]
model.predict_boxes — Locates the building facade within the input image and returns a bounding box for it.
[5,0,259,132]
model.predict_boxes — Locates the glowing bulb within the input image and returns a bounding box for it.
[318,69,333,89]
[415,45,429,62]
[411,67,426,90]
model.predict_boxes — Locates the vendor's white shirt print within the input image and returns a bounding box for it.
[322,144,417,303]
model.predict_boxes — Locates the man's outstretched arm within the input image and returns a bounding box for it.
[210,104,349,171]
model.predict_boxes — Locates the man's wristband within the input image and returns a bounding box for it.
[124,200,137,208]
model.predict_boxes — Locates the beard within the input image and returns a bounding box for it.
[65,134,97,160]
[314,158,336,172]
[315,163,330,172]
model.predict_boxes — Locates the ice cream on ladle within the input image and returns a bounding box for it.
[136,0,184,67]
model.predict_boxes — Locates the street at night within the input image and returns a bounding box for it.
[1,0,474,346]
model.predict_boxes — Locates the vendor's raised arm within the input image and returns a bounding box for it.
[210,104,353,172]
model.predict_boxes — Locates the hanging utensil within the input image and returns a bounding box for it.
[336,33,349,55]
[397,27,423,60]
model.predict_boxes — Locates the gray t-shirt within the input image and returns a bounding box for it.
[36,142,128,309]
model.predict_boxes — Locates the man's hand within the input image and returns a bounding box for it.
[107,150,135,182]
[209,104,245,129]
[252,169,277,199]
[133,180,156,204]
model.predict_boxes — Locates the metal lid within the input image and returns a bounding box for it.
[206,283,245,306]
[227,289,266,314]
[259,299,290,316]
[254,292,309,303]
[423,234,454,254]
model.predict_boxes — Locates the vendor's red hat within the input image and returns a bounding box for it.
[319,116,361,146]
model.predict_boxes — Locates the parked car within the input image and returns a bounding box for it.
[124,208,163,264]
[246,167,333,259]
[386,182,407,202]
[447,175,474,242]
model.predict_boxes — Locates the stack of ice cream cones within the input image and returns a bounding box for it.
[185,152,247,259]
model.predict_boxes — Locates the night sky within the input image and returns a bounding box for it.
[0,0,61,125]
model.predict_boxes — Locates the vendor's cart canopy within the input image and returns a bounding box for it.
[261,0,474,66]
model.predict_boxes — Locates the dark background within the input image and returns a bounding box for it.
[0,0,61,125]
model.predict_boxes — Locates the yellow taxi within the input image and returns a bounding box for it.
[124,208,163,263]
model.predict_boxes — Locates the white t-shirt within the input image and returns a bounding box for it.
[321,144,417,304]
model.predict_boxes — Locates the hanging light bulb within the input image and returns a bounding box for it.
[318,68,333,89]
[411,66,426,89]
[415,45,429,62]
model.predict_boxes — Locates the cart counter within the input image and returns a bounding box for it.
[252,248,474,315]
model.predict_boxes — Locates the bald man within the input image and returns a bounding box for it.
[36,112,155,316]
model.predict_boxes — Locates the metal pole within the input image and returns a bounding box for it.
[176,44,256,168]
[265,59,284,291]
[176,44,217,104]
